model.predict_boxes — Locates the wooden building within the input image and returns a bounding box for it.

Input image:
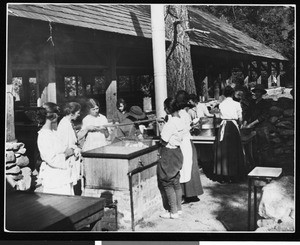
[6,4,288,166]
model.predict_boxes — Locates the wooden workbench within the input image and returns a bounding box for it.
[5,191,105,231]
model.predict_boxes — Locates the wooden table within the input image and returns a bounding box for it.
[5,191,105,231]
[247,167,282,230]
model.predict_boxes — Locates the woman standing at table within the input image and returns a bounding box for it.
[57,102,83,195]
[37,102,75,195]
[175,90,203,203]
[81,98,110,151]
[157,97,185,219]
[213,85,246,183]
[113,98,128,124]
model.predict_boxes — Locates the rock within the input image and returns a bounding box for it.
[5,151,16,163]
[6,143,15,151]
[277,97,294,109]
[279,129,294,136]
[6,162,17,170]
[269,116,279,124]
[259,176,294,222]
[15,155,30,167]
[12,142,25,151]
[270,137,281,144]
[16,168,32,191]
[283,109,294,117]
[275,121,293,129]
[6,175,17,190]
[12,173,24,181]
[256,218,294,232]
[15,147,26,155]
[21,166,32,177]
[269,106,283,117]
[6,165,21,174]
[280,116,294,122]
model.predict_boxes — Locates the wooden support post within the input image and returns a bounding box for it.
[105,45,117,121]
[202,76,208,101]
[256,61,262,85]
[225,66,232,86]
[36,70,42,107]
[243,61,249,88]
[151,4,168,119]
[55,71,65,105]
[267,61,272,88]
[6,51,16,141]
[40,44,57,104]
[276,62,281,87]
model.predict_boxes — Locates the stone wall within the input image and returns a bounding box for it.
[264,88,294,163]
[6,142,32,192]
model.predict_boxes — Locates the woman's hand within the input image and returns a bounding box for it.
[137,134,144,141]
[74,147,81,158]
[86,125,98,132]
[64,148,74,159]
[98,127,109,138]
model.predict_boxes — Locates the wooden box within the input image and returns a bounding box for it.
[82,140,160,190]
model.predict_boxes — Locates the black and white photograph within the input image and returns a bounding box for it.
[4,2,296,239]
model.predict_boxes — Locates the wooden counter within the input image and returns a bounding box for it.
[191,131,256,144]
[82,140,160,190]
[5,191,105,231]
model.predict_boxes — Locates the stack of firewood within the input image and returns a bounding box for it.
[5,142,32,191]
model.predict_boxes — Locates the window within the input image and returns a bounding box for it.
[12,76,37,106]
[64,76,83,97]
[94,76,106,94]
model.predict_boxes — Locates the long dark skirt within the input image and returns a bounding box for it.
[181,141,204,198]
[213,121,246,182]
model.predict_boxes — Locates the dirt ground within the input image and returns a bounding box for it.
[120,155,294,232]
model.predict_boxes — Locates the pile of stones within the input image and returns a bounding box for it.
[5,142,32,192]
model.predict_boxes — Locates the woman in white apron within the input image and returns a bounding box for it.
[213,85,246,183]
[175,90,203,204]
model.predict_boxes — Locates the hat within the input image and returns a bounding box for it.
[251,84,267,95]
[128,106,146,120]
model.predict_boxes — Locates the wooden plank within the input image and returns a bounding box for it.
[105,45,117,121]
[6,192,105,231]
[6,86,15,141]
[83,157,129,190]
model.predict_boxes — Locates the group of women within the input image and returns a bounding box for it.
[36,97,149,195]
[156,84,265,219]
[35,83,264,221]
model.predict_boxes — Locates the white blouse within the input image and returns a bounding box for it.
[57,116,78,150]
[82,114,108,130]
[37,129,72,189]
[81,114,109,151]
[161,116,185,149]
[219,97,242,120]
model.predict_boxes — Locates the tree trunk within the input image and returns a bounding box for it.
[165,5,196,98]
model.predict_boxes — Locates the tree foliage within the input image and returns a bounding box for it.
[200,5,295,82]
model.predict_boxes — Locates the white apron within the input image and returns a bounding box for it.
[179,136,193,183]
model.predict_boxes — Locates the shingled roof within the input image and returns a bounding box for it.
[7,4,287,61]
